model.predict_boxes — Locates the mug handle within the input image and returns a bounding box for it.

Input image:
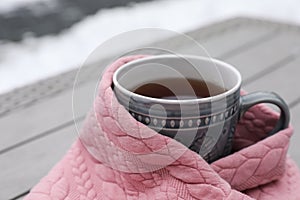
[239,91,290,136]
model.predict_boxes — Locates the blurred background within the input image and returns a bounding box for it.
[0,0,300,94]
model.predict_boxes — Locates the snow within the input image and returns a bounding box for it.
[1,0,300,94]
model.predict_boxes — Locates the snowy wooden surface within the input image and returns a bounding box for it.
[1,17,300,199]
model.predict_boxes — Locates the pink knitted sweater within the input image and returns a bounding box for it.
[25,56,300,200]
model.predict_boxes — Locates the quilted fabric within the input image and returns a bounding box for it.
[25,56,300,200]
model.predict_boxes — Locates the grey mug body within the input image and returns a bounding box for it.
[113,55,290,163]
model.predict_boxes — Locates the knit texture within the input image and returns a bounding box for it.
[25,56,300,200]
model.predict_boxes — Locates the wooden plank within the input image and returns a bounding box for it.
[227,30,300,165]
[290,104,300,166]
[0,81,93,153]
[0,123,78,199]
[10,192,27,200]
[224,30,300,81]
[0,19,276,153]
[243,56,300,105]
[177,22,276,57]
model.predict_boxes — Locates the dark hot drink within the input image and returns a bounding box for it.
[132,78,226,100]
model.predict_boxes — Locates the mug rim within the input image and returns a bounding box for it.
[112,54,242,104]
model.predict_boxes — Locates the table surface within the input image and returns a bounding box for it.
[1,17,300,200]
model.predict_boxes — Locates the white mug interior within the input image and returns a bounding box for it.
[113,55,242,103]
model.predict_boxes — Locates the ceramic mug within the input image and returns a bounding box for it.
[112,55,290,163]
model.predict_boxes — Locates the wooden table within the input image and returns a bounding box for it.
[1,17,300,200]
